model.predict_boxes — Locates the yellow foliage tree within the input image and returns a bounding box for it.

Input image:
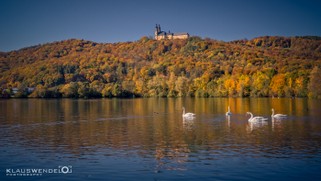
[270,74,286,97]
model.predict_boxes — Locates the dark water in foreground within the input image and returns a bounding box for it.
[0,98,321,181]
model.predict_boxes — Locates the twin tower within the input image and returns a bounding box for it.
[154,24,189,40]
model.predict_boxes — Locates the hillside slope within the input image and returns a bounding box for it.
[1,36,321,98]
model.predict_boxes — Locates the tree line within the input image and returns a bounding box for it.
[0,36,321,98]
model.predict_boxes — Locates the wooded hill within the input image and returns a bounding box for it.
[1,36,321,98]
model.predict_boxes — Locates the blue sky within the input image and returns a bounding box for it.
[0,0,321,52]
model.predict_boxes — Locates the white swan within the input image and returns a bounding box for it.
[271,108,287,119]
[246,112,268,122]
[226,106,232,116]
[182,107,196,118]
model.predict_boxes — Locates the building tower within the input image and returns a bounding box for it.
[155,24,161,38]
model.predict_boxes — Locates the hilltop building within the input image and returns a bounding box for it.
[154,24,189,40]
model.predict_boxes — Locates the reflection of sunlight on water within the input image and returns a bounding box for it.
[154,144,190,172]
[96,115,155,122]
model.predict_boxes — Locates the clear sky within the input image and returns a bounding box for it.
[0,0,321,52]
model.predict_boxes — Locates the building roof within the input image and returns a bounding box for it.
[173,32,189,36]
[157,31,188,36]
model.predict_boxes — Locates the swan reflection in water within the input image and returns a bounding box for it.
[270,109,287,131]
[247,120,268,133]
[226,114,231,128]
[183,121,194,131]
[183,116,195,130]
[271,117,283,131]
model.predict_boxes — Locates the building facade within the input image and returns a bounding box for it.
[154,24,189,40]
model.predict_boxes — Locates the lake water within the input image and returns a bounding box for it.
[1,98,321,181]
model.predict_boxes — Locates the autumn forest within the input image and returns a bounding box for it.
[0,36,321,98]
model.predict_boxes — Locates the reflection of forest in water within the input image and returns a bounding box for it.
[1,98,321,167]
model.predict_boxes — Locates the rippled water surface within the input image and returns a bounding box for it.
[1,98,321,180]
